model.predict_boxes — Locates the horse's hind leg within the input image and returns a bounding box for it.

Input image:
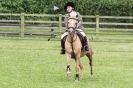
[86,52,93,75]
[75,55,81,81]
[75,59,80,81]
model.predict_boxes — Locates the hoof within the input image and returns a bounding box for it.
[75,79,79,82]
[91,72,93,75]
[67,71,71,75]
[75,74,79,81]
[91,73,93,75]
[66,71,71,77]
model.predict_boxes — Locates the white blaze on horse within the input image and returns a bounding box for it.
[64,12,94,81]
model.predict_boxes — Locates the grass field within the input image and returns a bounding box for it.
[0,36,133,88]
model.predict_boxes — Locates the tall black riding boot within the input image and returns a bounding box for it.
[60,39,65,54]
[84,37,89,51]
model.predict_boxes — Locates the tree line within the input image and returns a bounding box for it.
[0,0,132,16]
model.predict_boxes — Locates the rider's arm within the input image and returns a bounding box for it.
[77,12,83,29]
[64,16,68,27]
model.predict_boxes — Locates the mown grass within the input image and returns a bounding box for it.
[0,37,133,88]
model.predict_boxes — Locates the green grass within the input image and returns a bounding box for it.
[0,37,133,88]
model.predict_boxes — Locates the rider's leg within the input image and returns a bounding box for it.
[60,32,68,54]
[83,36,89,51]
[76,29,89,51]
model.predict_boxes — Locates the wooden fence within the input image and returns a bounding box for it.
[0,13,133,37]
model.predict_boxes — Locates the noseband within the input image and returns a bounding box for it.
[67,17,79,32]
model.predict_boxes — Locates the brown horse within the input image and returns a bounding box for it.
[64,12,93,81]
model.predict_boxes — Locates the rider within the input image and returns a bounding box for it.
[60,2,89,54]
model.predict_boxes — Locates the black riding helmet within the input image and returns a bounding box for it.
[64,2,75,12]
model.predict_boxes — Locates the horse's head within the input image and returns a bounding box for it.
[67,11,79,33]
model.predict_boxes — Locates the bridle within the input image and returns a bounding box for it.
[67,17,79,30]
[66,16,79,43]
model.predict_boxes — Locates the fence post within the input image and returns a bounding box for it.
[20,13,25,37]
[96,15,100,34]
[59,14,62,35]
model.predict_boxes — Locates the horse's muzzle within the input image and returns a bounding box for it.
[68,27,75,33]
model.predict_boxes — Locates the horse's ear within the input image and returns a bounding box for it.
[76,12,78,18]
[76,15,78,18]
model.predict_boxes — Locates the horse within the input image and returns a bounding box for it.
[64,12,93,81]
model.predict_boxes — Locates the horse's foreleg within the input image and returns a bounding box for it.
[86,53,93,75]
[66,52,71,75]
